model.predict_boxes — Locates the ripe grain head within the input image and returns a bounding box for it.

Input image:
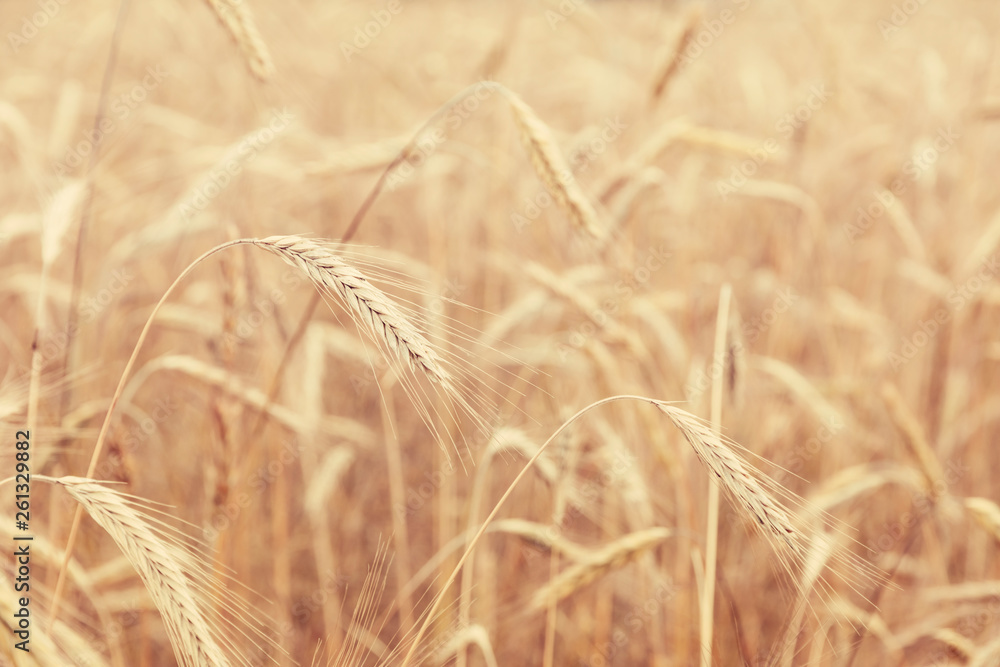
[252,235,453,387]
[49,477,236,667]
[654,403,800,555]
[501,89,605,239]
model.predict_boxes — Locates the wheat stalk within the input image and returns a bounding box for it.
[650,5,702,100]
[123,353,377,447]
[47,477,233,667]
[401,396,804,667]
[251,235,452,386]
[435,624,500,667]
[881,382,945,493]
[53,235,452,628]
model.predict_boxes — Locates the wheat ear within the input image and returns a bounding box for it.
[203,0,275,80]
[500,89,605,239]
[401,396,800,667]
[654,403,800,553]
[251,235,452,386]
[47,477,232,667]
[529,527,673,612]
[650,5,702,100]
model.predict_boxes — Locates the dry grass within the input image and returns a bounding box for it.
[3,0,1000,665]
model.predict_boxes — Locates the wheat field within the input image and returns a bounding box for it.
[2,0,1000,665]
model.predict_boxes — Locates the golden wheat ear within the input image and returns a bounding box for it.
[528,527,674,612]
[42,476,283,667]
[654,403,801,552]
[203,0,275,80]
[499,88,606,239]
[252,236,453,387]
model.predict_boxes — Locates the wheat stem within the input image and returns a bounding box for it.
[400,394,800,667]
[701,282,731,667]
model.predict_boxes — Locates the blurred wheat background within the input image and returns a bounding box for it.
[2,0,1000,665]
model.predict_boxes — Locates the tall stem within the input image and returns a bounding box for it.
[700,283,731,667]
[400,394,662,667]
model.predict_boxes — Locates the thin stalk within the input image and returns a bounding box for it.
[400,395,662,667]
[380,386,415,637]
[701,283,731,667]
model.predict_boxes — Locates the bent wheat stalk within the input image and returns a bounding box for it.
[255,82,606,453]
[51,235,452,625]
[400,395,803,667]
